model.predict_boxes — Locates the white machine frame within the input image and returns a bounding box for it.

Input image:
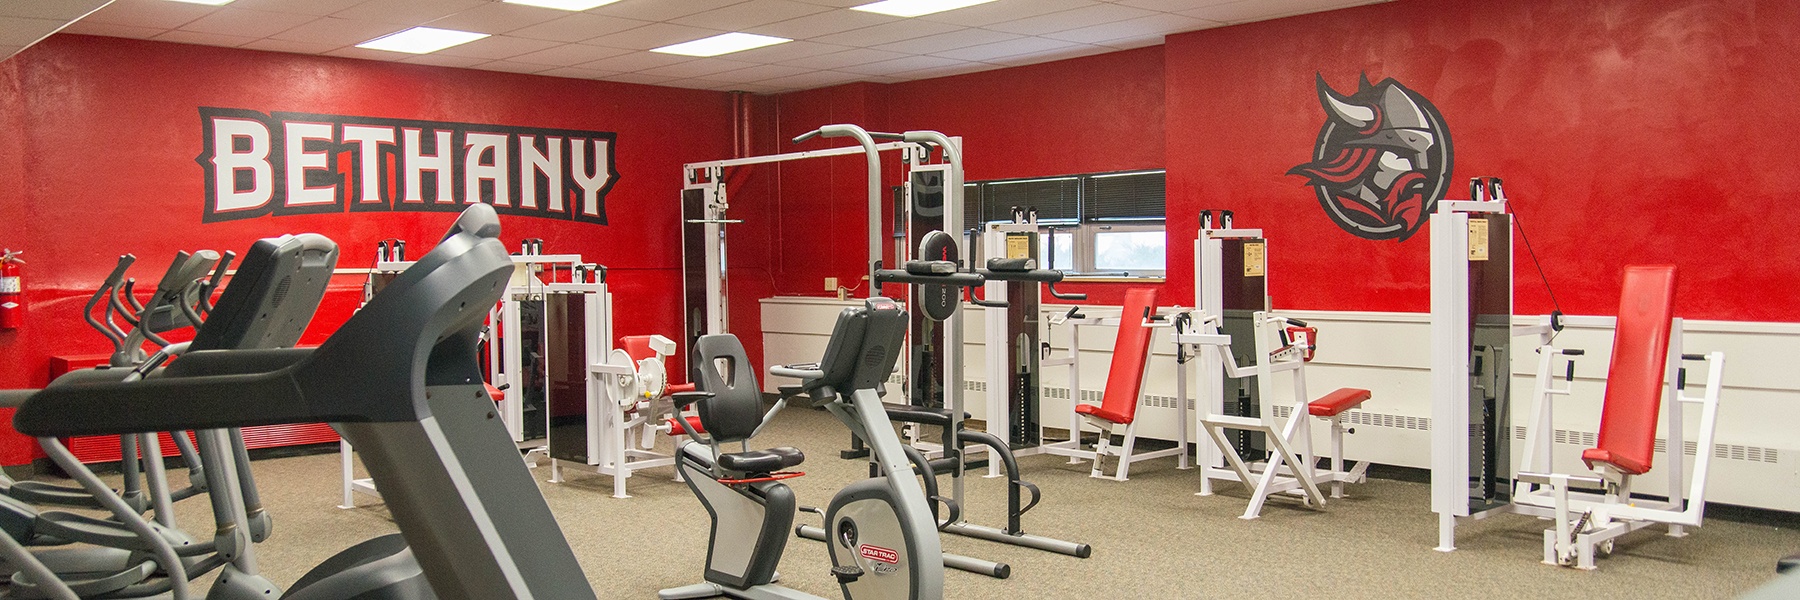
[1429,195,1513,548]
[1178,226,1368,518]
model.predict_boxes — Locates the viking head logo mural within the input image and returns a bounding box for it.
[1289,74,1452,241]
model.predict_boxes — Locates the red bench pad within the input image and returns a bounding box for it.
[1086,288,1158,425]
[1583,265,1677,476]
[1308,388,1372,417]
[484,383,505,404]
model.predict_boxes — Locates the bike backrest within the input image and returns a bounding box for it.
[690,334,765,444]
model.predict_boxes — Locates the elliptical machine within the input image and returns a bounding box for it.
[660,297,947,600]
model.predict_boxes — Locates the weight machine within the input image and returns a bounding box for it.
[343,239,686,505]
[1176,211,1372,519]
[1430,178,1724,569]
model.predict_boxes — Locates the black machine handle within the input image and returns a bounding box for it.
[872,269,985,287]
[965,288,1007,309]
[1047,282,1085,301]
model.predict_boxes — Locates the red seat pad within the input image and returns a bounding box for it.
[1583,265,1677,476]
[1308,388,1372,417]
[1089,288,1158,425]
[1075,403,1133,424]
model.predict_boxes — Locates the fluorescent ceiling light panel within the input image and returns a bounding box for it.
[357,27,490,54]
[502,0,623,10]
[165,0,236,5]
[851,0,998,18]
[651,32,790,57]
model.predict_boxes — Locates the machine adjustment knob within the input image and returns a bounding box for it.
[831,565,864,584]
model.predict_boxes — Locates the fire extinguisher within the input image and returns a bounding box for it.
[0,249,21,330]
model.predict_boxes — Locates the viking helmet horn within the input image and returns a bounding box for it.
[1317,75,1374,128]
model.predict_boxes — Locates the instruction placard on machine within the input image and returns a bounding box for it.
[1243,241,1265,276]
[1468,218,1489,261]
[1005,233,1033,259]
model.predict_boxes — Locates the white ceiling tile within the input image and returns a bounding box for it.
[742,8,893,39]
[810,18,960,47]
[0,0,110,21]
[985,42,1111,66]
[238,37,341,54]
[332,0,485,25]
[507,43,633,67]
[470,59,553,74]
[179,8,318,39]
[703,62,812,83]
[775,46,904,69]
[913,0,1098,27]
[720,39,850,64]
[269,17,408,46]
[585,22,723,51]
[985,4,1159,35]
[57,19,164,39]
[891,61,1001,80]
[435,35,562,60]
[870,27,1018,54]
[536,65,625,80]
[589,0,749,22]
[1113,0,1238,10]
[0,17,67,46]
[786,0,868,7]
[399,53,490,68]
[574,49,693,72]
[1098,34,1178,49]
[424,2,567,35]
[756,69,864,89]
[602,72,680,86]
[1180,0,1360,23]
[508,13,650,43]
[1040,12,1211,45]
[322,45,410,61]
[83,0,216,29]
[929,35,1077,61]
[151,29,256,47]
[836,54,964,76]
[637,58,756,78]
[228,0,370,16]
[655,78,720,91]
[671,0,834,30]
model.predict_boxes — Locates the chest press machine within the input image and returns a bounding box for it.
[1174,212,1373,519]
[344,240,689,504]
[1429,178,1723,569]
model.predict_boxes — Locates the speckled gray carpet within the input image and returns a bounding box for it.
[62,406,1800,599]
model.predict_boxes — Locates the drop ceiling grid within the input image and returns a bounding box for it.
[36,0,1390,93]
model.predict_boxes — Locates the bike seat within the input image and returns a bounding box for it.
[717,447,805,474]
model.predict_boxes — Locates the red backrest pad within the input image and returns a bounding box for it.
[620,335,656,362]
[1594,265,1678,475]
[1098,288,1159,425]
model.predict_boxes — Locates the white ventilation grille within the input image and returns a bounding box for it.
[1511,425,1776,464]
[1262,405,1430,431]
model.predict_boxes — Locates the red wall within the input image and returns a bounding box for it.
[1165,0,1800,320]
[0,35,732,465]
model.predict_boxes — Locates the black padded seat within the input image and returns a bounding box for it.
[717,447,805,474]
[884,405,970,427]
